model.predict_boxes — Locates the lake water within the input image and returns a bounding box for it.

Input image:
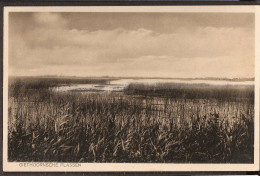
[52,79,254,93]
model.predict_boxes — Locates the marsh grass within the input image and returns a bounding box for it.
[8,77,254,163]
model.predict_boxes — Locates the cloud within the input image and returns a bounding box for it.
[9,13,254,78]
[33,13,67,28]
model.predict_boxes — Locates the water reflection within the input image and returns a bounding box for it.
[52,79,254,93]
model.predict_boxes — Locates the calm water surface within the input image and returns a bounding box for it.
[52,79,254,93]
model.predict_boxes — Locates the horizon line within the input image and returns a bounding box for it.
[8,75,255,80]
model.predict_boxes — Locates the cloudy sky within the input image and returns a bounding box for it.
[9,12,254,78]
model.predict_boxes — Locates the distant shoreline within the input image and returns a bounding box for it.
[8,75,254,82]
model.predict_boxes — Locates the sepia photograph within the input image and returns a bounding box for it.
[3,6,260,172]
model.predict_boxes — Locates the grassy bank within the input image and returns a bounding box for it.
[124,83,254,102]
[8,77,254,163]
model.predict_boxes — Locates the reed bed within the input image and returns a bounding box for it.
[8,78,254,163]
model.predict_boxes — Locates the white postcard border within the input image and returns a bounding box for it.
[3,5,260,172]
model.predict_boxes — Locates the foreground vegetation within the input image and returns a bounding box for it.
[8,77,254,163]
